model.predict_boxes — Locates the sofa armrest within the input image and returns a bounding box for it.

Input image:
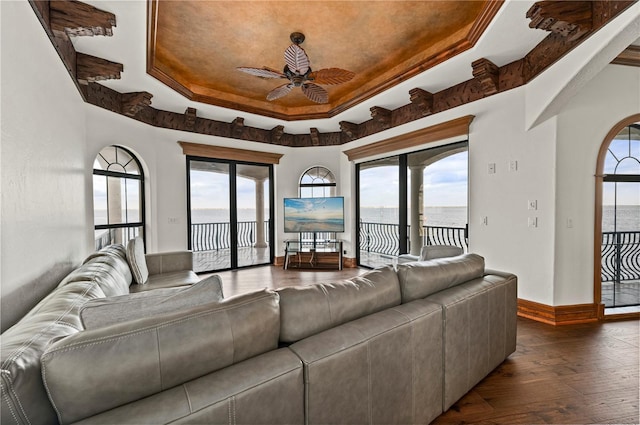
[484,269,517,280]
[145,251,193,276]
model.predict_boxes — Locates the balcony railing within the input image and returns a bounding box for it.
[601,231,640,282]
[94,226,141,251]
[359,222,468,257]
[191,221,269,251]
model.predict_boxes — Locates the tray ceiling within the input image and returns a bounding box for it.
[147,1,499,121]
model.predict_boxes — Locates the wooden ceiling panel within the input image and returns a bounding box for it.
[148,1,499,120]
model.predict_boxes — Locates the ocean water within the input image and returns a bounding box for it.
[602,205,640,232]
[96,205,639,231]
[359,207,467,228]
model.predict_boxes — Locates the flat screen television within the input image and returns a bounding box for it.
[283,197,345,233]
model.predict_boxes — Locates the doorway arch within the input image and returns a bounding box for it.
[594,113,640,319]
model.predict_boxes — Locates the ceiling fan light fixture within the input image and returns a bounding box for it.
[237,32,354,104]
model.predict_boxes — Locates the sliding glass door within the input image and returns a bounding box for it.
[236,164,271,268]
[358,156,406,268]
[187,158,273,272]
[357,141,468,268]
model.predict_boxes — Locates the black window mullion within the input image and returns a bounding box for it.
[229,163,238,269]
[399,154,408,255]
[355,162,361,266]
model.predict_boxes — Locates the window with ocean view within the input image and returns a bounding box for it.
[93,146,145,250]
[357,141,468,268]
[187,158,273,272]
[601,123,640,310]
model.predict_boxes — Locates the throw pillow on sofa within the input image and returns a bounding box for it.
[80,275,224,329]
[126,236,149,284]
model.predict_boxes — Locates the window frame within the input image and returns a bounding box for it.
[93,146,146,250]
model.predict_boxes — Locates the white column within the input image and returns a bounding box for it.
[254,178,268,248]
[107,177,124,244]
[409,166,425,256]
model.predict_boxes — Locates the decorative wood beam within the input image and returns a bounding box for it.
[370,106,392,130]
[270,125,285,144]
[231,117,244,137]
[183,107,197,130]
[472,58,500,96]
[76,53,122,84]
[526,1,592,41]
[339,121,359,141]
[310,128,320,146]
[344,115,474,162]
[85,82,122,114]
[28,0,635,149]
[121,92,152,117]
[612,45,640,67]
[409,88,434,116]
[178,141,283,164]
[50,0,116,37]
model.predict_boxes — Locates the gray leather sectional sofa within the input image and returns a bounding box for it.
[1,244,517,425]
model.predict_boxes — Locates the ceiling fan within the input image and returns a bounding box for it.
[237,32,355,104]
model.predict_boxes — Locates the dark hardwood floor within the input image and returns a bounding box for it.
[210,265,640,425]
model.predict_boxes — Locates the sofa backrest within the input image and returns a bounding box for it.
[41,289,280,424]
[277,266,401,343]
[0,245,131,425]
[396,253,485,303]
[0,280,106,425]
[60,245,132,297]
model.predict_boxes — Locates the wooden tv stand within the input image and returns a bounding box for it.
[283,239,343,270]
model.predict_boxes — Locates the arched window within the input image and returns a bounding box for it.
[299,166,336,197]
[297,166,338,242]
[93,146,145,250]
[596,118,640,314]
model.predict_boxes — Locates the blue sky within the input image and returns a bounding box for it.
[360,152,468,208]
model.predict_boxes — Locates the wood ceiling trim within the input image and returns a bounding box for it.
[611,46,640,67]
[178,141,284,164]
[145,1,503,121]
[468,0,505,44]
[28,1,635,148]
[343,115,474,162]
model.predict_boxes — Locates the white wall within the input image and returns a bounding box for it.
[1,1,88,331]
[554,64,640,306]
[335,88,557,305]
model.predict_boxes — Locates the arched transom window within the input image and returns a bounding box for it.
[299,166,336,198]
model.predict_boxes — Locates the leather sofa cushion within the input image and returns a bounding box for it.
[80,275,223,329]
[1,280,106,425]
[57,248,132,298]
[396,253,485,303]
[71,349,304,425]
[129,270,200,292]
[41,289,280,424]
[82,244,133,286]
[277,265,401,343]
[289,299,443,424]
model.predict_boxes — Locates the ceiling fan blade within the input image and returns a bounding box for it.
[237,67,286,79]
[266,83,293,101]
[284,44,310,75]
[302,83,328,104]
[308,68,355,85]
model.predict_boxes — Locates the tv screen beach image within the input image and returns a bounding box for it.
[284,197,344,233]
